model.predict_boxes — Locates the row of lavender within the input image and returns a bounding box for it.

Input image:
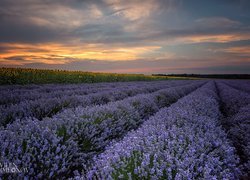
[0,83,115,106]
[0,81,149,93]
[222,80,250,94]
[0,81,169,106]
[0,81,186,126]
[0,81,203,178]
[51,81,203,156]
[83,82,241,179]
[216,81,250,177]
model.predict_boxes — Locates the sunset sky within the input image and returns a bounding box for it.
[0,0,250,74]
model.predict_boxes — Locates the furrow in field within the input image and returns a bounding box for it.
[222,80,250,94]
[0,81,171,106]
[0,81,204,178]
[0,81,191,127]
[216,81,250,177]
[82,82,240,179]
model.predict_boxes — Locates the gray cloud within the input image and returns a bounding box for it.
[0,0,249,45]
[0,0,181,44]
[0,0,250,74]
[0,17,62,43]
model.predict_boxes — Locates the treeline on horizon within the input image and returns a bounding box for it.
[0,67,170,85]
[153,74,250,79]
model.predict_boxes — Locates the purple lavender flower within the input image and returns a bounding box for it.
[83,82,241,179]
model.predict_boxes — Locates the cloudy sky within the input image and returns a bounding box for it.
[0,0,250,74]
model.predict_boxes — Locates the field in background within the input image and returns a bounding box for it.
[0,68,163,85]
[0,68,194,85]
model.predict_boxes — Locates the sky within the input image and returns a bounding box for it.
[0,0,250,74]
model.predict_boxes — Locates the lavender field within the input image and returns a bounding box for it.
[0,80,249,179]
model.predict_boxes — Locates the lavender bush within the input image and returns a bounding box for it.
[0,118,78,179]
[216,82,250,116]
[216,82,250,176]
[0,81,179,126]
[83,82,240,179]
[0,81,172,106]
[1,80,247,179]
[223,80,250,94]
[47,82,202,155]
[0,81,202,178]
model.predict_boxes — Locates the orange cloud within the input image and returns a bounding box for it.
[176,33,250,44]
[220,46,250,56]
[0,43,161,65]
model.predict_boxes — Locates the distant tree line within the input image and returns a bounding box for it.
[152,74,250,79]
